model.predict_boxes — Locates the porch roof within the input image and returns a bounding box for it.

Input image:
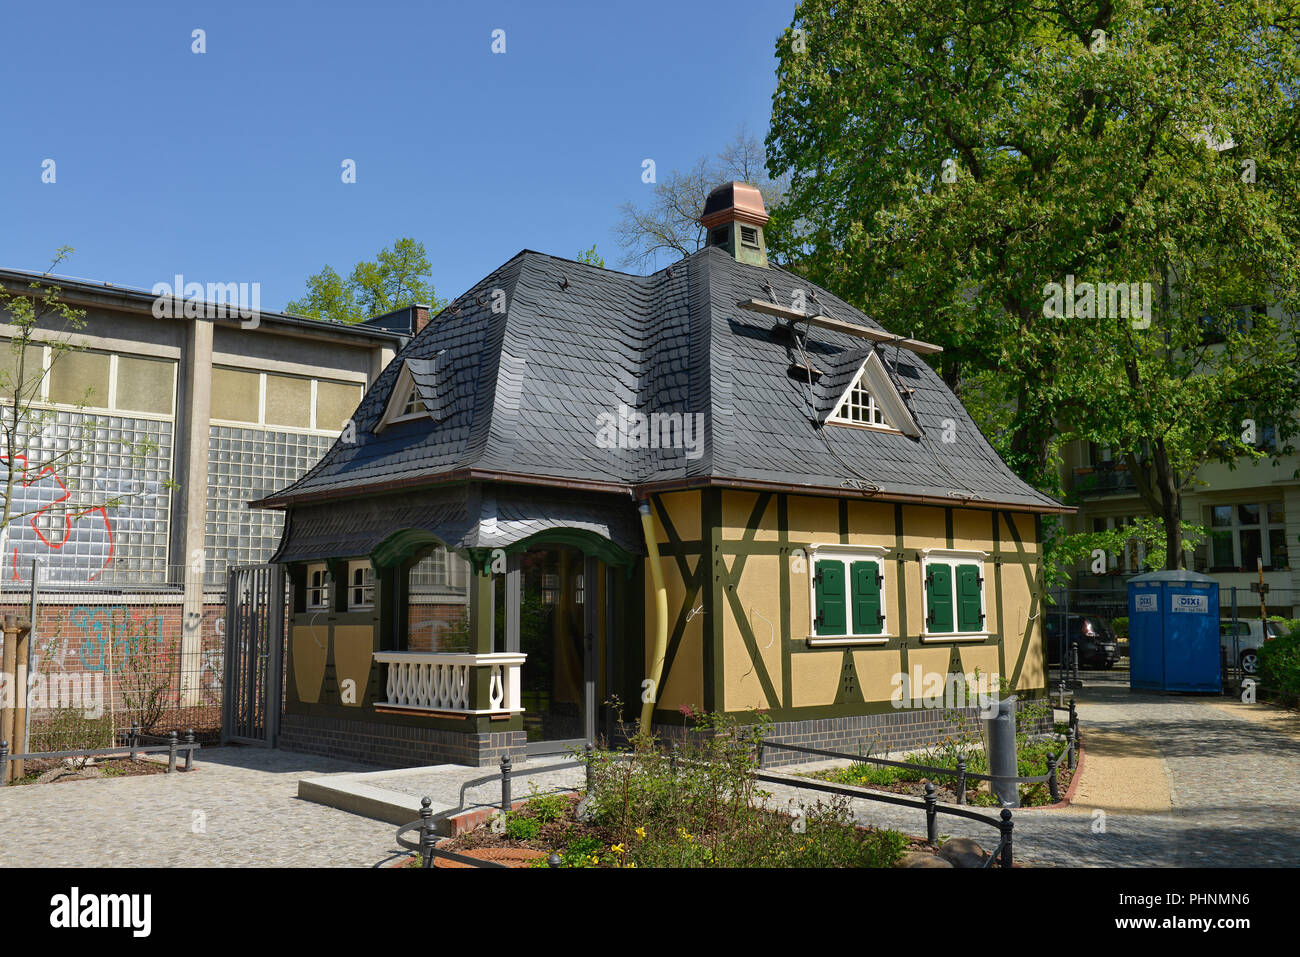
[270,482,643,566]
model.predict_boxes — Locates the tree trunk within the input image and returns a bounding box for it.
[1163,491,1185,570]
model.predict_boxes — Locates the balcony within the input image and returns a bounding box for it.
[372,651,526,717]
[1072,464,1136,497]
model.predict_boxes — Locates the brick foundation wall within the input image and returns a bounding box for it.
[278,713,525,768]
[648,702,1055,769]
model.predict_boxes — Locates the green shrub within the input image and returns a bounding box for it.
[524,790,569,824]
[504,813,541,841]
[1111,617,1129,640]
[1258,631,1300,699]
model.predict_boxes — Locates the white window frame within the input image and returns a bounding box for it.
[377,362,431,431]
[806,544,891,646]
[306,563,330,611]
[347,560,376,611]
[1207,502,1287,571]
[919,548,989,642]
[825,351,920,437]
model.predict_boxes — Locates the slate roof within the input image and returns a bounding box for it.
[254,245,1066,514]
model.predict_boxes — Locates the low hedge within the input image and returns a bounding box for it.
[1257,631,1300,701]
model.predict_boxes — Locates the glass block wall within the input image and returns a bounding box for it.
[2,410,174,583]
[205,426,334,576]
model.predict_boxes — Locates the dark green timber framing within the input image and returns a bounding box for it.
[645,491,1049,725]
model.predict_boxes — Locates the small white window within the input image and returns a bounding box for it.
[348,560,376,610]
[834,380,889,428]
[306,563,330,610]
[399,383,426,418]
[824,352,919,436]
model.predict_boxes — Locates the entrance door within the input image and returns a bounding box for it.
[510,546,600,752]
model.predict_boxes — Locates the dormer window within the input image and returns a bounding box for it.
[377,353,447,431]
[399,383,426,418]
[825,351,921,437]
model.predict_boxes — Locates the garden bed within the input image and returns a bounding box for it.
[804,726,1076,808]
[7,756,174,786]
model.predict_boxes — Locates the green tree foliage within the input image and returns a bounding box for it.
[576,244,605,268]
[767,0,1300,567]
[287,237,446,324]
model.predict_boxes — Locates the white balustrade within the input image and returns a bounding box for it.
[372,652,526,715]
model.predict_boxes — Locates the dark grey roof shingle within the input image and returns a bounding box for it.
[257,246,1064,513]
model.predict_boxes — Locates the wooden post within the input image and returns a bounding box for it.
[1,618,16,784]
[12,621,30,780]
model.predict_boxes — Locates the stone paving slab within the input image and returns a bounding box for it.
[296,755,585,830]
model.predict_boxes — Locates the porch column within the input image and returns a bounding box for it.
[468,562,494,709]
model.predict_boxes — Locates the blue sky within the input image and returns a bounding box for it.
[0,0,795,312]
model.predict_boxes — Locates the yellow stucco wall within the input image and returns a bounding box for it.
[704,492,1046,715]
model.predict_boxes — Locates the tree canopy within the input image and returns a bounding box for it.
[287,237,445,324]
[768,0,1300,567]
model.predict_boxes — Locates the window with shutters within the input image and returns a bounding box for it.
[922,551,988,640]
[809,546,889,644]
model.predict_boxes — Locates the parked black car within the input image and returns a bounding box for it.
[1045,614,1120,669]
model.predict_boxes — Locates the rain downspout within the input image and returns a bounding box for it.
[638,498,668,734]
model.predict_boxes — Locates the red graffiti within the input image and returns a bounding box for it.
[1,453,115,582]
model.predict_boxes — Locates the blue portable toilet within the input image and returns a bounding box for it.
[1127,570,1221,693]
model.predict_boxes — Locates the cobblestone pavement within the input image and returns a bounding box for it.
[764,670,1300,867]
[1,674,1294,867]
[0,748,405,867]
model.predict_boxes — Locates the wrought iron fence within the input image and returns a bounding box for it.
[0,725,200,785]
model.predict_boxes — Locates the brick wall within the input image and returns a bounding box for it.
[279,713,525,767]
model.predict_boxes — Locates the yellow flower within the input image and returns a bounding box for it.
[677,827,695,842]
[626,862,636,868]
[635,827,646,839]
[612,843,626,854]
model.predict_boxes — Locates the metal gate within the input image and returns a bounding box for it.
[222,564,287,746]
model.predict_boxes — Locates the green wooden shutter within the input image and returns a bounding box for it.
[851,560,883,635]
[956,564,984,632]
[815,560,847,635]
[926,563,954,633]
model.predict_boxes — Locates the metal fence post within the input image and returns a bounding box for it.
[1047,752,1060,803]
[669,740,678,775]
[129,723,139,762]
[584,741,593,793]
[0,740,8,787]
[500,754,512,815]
[419,797,437,869]
[923,782,938,843]
[1068,724,1077,770]
[955,756,967,805]
[999,809,1014,868]
[167,731,177,773]
[184,730,195,771]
